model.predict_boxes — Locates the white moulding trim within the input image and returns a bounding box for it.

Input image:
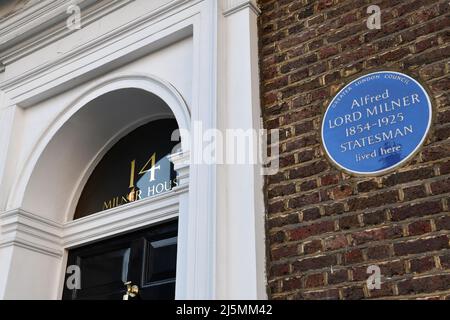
[222,0,260,17]
[0,0,194,97]
[0,187,189,257]
[63,189,184,248]
[0,0,135,65]
[0,0,88,50]
[168,150,191,187]
[0,208,63,257]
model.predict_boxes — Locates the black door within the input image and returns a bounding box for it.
[62,220,178,300]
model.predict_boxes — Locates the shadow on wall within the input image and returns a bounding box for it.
[0,0,37,20]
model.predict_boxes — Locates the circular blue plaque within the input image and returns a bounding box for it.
[321,71,432,175]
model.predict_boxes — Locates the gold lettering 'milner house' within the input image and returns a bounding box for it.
[0,0,449,300]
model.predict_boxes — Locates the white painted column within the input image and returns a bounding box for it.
[169,151,190,299]
[0,94,21,212]
[217,0,267,299]
[0,209,63,299]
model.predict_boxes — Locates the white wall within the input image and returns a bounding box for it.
[0,0,267,300]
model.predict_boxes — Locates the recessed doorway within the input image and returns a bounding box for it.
[63,219,178,300]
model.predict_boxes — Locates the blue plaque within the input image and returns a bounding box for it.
[321,71,432,175]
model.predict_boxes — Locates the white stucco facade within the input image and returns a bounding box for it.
[0,0,266,300]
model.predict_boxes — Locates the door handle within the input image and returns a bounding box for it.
[123,281,139,300]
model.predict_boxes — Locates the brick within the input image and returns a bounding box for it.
[328,269,348,285]
[299,179,318,191]
[323,202,345,216]
[357,180,379,193]
[283,105,321,125]
[278,153,296,168]
[324,235,348,251]
[269,231,286,245]
[268,212,299,228]
[391,201,442,221]
[341,286,365,300]
[289,161,328,179]
[440,254,450,269]
[304,239,323,254]
[271,244,298,260]
[297,149,315,163]
[344,249,364,264]
[410,256,435,274]
[302,207,321,221]
[268,200,285,213]
[422,145,450,162]
[352,226,403,245]
[318,46,339,59]
[288,192,320,209]
[397,274,450,295]
[297,288,340,300]
[408,220,432,236]
[339,215,360,230]
[268,280,281,295]
[382,167,434,186]
[379,260,406,278]
[293,255,337,272]
[436,216,450,231]
[394,236,449,256]
[362,210,386,226]
[348,191,399,211]
[268,183,296,198]
[368,283,394,298]
[430,179,450,195]
[435,126,450,141]
[367,245,391,260]
[437,111,450,126]
[270,263,290,277]
[287,220,334,241]
[280,54,318,74]
[294,120,314,136]
[285,134,319,152]
[330,184,353,200]
[403,185,427,201]
[304,273,325,288]
[282,277,303,291]
[320,174,339,186]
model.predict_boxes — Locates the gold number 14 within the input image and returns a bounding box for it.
[129,153,160,188]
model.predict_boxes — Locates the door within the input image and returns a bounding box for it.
[62,220,178,300]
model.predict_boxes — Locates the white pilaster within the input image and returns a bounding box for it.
[0,209,63,299]
[169,151,190,299]
[217,0,267,299]
[0,94,14,211]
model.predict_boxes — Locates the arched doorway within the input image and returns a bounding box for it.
[64,118,180,300]
[4,76,191,299]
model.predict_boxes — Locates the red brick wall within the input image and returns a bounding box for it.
[259,0,450,299]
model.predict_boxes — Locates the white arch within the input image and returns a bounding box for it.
[8,73,191,221]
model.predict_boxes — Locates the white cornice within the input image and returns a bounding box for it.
[168,151,190,187]
[0,0,134,66]
[0,208,63,257]
[63,190,181,248]
[0,0,195,106]
[0,0,88,52]
[222,0,260,17]
[0,186,188,256]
